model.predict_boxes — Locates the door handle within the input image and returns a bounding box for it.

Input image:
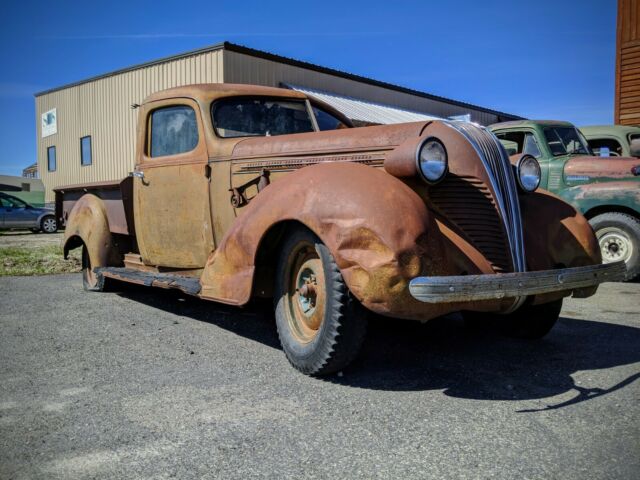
[130,171,145,179]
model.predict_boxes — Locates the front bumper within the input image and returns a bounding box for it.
[409,261,626,303]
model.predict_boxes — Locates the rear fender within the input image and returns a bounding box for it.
[199,162,446,316]
[62,194,120,269]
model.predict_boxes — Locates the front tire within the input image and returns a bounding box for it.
[589,212,640,281]
[464,298,562,340]
[82,246,106,292]
[274,227,367,376]
[40,215,57,234]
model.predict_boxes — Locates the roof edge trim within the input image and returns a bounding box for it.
[34,41,523,120]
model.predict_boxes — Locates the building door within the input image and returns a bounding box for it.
[133,99,215,269]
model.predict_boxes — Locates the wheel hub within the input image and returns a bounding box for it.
[598,227,633,264]
[285,244,326,343]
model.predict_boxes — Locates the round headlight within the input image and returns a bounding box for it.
[517,154,541,192]
[417,138,448,184]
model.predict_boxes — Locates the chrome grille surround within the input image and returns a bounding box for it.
[444,122,526,311]
[444,121,526,275]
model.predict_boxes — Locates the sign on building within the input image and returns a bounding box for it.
[41,108,57,138]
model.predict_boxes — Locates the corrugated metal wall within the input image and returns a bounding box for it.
[36,50,223,201]
[616,0,640,126]
[36,45,510,202]
[223,50,502,126]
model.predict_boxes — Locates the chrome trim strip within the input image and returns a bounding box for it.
[408,261,626,303]
[444,121,526,274]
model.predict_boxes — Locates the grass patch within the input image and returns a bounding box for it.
[0,245,82,276]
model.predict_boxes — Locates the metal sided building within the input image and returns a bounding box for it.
[34,41,522,202]
[615,0,640,126]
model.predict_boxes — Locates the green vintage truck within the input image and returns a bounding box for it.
[490,120,640,280]
[580,125,640,158]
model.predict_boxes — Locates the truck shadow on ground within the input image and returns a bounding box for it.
[116,285,640,409]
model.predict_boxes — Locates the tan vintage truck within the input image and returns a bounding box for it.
[56,84,626,376]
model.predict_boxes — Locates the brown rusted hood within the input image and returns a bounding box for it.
[564,156,640,180]
[230,122,429,159]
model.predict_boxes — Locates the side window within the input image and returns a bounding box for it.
[312,106,348,131]
[81,136,92,166]
[3,196,26,208]
[149,105,199,158]
[47,146,56,172]
[495,131,540,158]
[586,138,623,157]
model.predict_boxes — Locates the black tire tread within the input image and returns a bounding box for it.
[82,246,106,292]
[275,228,367,376]
[40,215,57,234]
[463,298,562,340]
[589,211,640,281]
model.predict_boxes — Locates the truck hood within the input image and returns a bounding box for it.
[563,155,640,183]
[230,122,429,159]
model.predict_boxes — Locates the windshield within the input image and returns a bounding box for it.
[212,97,315,138]
[543,127,591,156]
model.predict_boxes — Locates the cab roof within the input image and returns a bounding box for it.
[144,83,308,104]
[580,125,640,136]
[489,119,575,130]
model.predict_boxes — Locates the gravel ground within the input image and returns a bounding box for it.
[1,275,638,479]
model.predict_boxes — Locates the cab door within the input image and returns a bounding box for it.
[133,98,215,268]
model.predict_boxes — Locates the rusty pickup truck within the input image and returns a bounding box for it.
[55,84,626,376]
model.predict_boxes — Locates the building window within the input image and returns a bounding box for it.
[81,136,92,166]
[149,105,199,157]
[21,183,30,192]
[47,146,56,172]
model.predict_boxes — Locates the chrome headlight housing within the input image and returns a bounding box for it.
[417,138,448,184]
[516,154,541,192]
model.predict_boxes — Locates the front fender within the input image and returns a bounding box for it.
[520,188,601,270]
[62,194,120,269]
[200,162,445,315]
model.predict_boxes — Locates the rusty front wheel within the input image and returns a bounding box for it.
[274,227,367,376]
[82,246,105,292]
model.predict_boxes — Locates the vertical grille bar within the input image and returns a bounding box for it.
[444,122,526,273]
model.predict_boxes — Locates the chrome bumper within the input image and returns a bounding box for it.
[409,261,626,303]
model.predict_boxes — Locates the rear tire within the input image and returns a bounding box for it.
[274,227,368,376]
[40,215,57,234]
[589,212,640,281]
[464,298,562,340]
[82,246,106,292]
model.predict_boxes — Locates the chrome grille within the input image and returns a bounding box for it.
[444,122,526,273]
[430,175,511,272]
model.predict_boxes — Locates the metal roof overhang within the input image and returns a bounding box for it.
[284,84,445,125]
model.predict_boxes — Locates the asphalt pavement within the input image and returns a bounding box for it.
[1,274,639,479]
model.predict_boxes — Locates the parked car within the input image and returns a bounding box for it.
[490,120,640,280]
[56,85,625,376]
[0,192,57,233]
[580,125,640,158]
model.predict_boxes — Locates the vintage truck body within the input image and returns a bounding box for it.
[580,125,640,158]
[490,120,640,281]
[56,85,626,375]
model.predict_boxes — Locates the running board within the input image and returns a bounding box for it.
[95,267,202,295]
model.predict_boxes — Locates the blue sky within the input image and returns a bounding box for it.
[0,0,616,176]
